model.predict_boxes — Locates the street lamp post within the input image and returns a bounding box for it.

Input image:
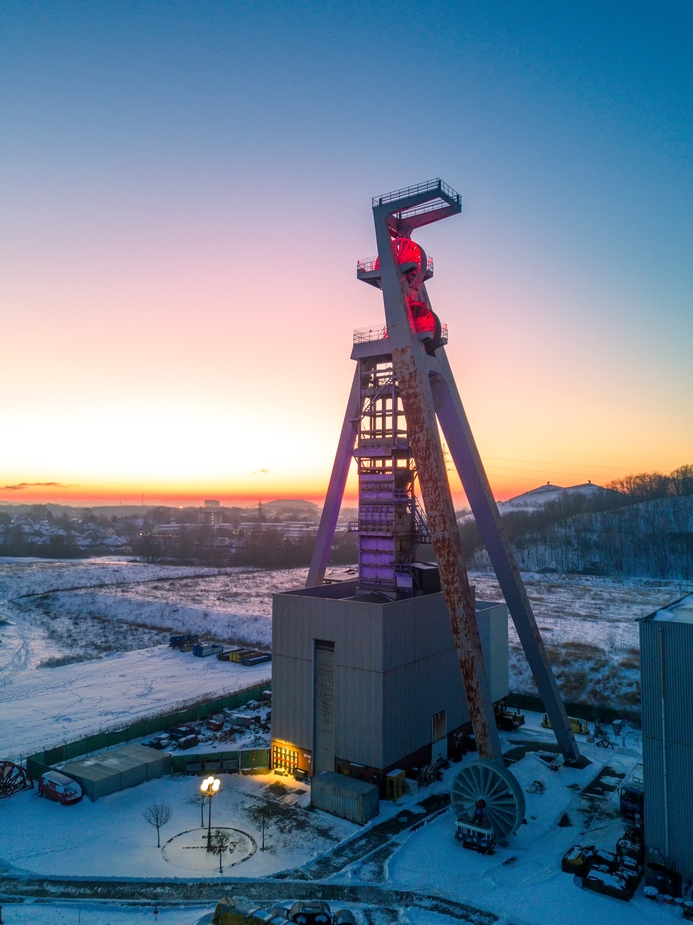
[200,775,220,851]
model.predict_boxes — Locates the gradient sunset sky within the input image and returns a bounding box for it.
[2,1,692,507]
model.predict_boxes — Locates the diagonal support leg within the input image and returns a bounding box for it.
[430,349,580,762]
[373,212,502,763]
[306,367,360,588]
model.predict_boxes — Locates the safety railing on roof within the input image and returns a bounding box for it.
[372,178,461,208]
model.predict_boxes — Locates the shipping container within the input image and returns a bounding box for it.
[178,734,199,749]
[229,648,255,662]
[241,653,272,666]
[193,643,224,658]
[311,770,379,824]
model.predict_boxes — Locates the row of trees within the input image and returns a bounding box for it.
[133,526,358,569]
[462,465,693,578]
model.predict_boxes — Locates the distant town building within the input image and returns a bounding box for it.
[201,500,222,524]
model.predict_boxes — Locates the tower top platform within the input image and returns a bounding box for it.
[372,178,462,235]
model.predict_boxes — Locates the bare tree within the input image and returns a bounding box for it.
[209,828,235,874]
[187,792,207,826]
[143,803,173,847]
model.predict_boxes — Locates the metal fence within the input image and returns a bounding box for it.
[25,682,268,780]
[171,747,270,775]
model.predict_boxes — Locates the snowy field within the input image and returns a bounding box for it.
[2,557,692,741]
[0,646,270,760]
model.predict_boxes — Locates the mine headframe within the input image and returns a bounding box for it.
[308,178,580,768]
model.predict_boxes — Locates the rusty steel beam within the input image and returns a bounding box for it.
[429,348,581,762]
[373,202,502,762]
[306,368,360,588]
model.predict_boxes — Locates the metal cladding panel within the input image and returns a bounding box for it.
[641,615,693,878]
[314,641,336,774]
[272,588,507,774]
[272,592,383,670]
[311,770,380,825]
[382,652,468,768]
[271,653,313,752]
[272,591,385,762]
[381,598,508,768]
[335,664,383,768]
[147,753,172,779]
[477,602,510,702]
[121,764,148,790]
[640,619,662,743]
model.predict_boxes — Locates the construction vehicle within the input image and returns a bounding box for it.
[455,817,496,854]
[288,902,332,924]
[541,713,589,735]
[494,700,526,731]
[620,781,644,821]
[168,633,199,651]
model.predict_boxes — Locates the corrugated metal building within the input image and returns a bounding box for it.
[271,578,508,786]
[61,743,172,802]
[641,593,693,879]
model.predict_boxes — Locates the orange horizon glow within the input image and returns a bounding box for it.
[2,452,691,511]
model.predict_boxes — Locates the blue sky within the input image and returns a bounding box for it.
[1,1,691,503]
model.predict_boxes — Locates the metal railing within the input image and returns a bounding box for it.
[353,325,388,344]
[372,178,461,208]
[354,322,447,345]
[356,256,434,275]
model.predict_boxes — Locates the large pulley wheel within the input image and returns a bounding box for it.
[451,759,525,838]
[0,760,33,799]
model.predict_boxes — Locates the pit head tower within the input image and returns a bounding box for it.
[272,180,579,835]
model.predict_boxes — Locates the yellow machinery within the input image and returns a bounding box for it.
[542,713,589,735]
[385,768,405,801]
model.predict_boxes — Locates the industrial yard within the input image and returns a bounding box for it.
[0,711,680,925]
[2,556,691,925]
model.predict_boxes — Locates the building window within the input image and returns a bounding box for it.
[272,744,298,772]
[432,709,447,743]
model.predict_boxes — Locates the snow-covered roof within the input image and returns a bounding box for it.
[497,481,607,514]
[651,593,693,624]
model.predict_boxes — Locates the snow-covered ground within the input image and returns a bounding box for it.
[1,713,682,925]
[0,769,354,880]
[0,905,217,925]
[1,646,270,760]
[2,557,691,738]
[471,569,691,709]
[379,715,673,925]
